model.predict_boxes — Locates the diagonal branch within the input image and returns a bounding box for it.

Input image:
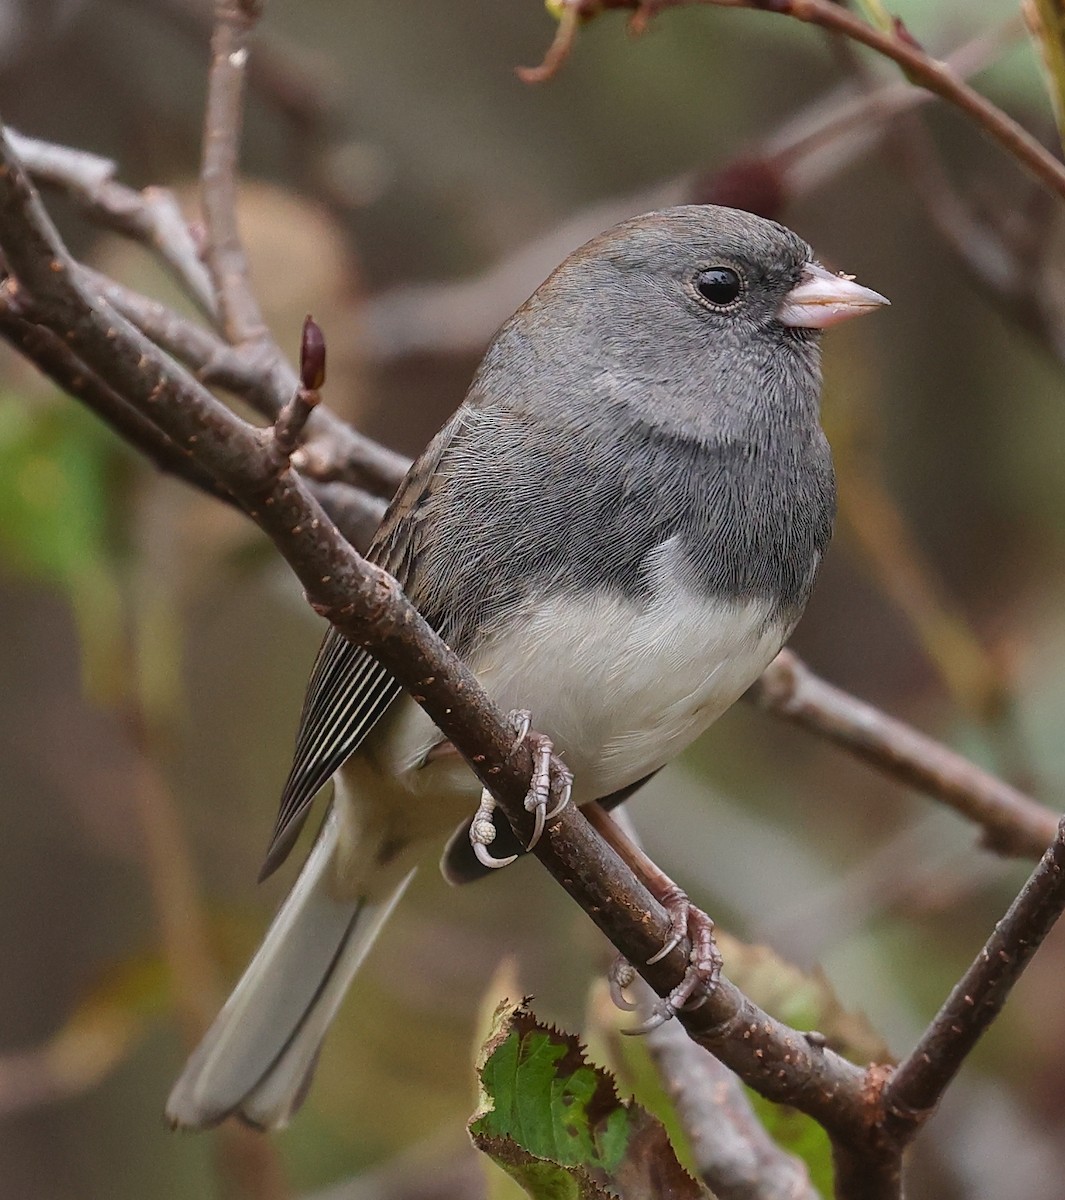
[882,817,1065,1139]
[751,651,1060,860]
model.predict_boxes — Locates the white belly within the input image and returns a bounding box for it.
[469,586,785,798]
[368,541,789,807]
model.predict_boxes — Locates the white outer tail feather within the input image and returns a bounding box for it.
[166,808,414,1130]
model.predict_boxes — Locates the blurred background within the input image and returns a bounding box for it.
[1,0,1064,1196]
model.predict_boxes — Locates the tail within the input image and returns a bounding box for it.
[166,807,413,1130]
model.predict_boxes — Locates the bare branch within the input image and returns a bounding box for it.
[0,297,237,505]
[883,817,1065,1134]
[525,1,1065,203]
[8,129,215,315]
[642,981,820,1199]
[751,651,1059,860]
[201,0,267,347]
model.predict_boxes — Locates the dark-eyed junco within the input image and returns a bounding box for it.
[167,204,887,1130]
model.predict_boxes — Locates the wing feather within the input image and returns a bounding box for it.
[259,414,467,877]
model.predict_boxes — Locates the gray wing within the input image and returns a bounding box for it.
[259,414,468,879]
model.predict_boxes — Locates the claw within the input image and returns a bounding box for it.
[678,992,708,1013]
[621,1001,674,1036]
[469,791,518,870]
[528,801,546,850]
[523,731,554,850]
[474,841,517,869]
[608,957,639,1012]
[469,710,571,863]
[617,890,722,1034]
[647,931,683,965]
[545,769,572,820]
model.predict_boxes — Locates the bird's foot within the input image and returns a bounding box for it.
[468,709,572,869]
[609,889,722,1034]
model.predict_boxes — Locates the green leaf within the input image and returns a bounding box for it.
[471,1001,711,1200]
[0,396,125,699]
[0,397,115,583]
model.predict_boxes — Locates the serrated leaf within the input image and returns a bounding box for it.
[471,1002,711,1200]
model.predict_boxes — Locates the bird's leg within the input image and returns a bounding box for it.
[586,802,723,1032]
[469,709,573,869]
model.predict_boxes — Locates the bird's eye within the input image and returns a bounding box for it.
[695,267,742,307]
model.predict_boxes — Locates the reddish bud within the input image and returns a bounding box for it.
[892,16,923,52]
[691,157,788,221]
[300,315,326,391]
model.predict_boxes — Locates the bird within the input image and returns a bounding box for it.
[166,204,887,1131]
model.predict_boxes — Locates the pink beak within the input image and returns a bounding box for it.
[778,262,889,329]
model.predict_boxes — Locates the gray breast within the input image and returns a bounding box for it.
[406,402,835,659]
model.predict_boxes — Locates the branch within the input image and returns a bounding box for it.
[523,1,1065,203]
[751,651,1060,860]
[8,130,215,315]
[201,0,267,348]
[0,299,236,505]
[76,264,407,496]
[883,817,1065,1134]
[641,980,820,1199]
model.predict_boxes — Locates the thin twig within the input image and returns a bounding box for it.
[751,650,1059,860]
[524,0,1065,203]
[201,0,267,347]
[270,315,324,461]
[8,129,215,315]
[883,817,1065,1136]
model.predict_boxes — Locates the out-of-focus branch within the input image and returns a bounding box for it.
[201,0,268,348]
[362,22,1017,363]
[524,1,1065,204]
[8,129,215,315]
[134,0,372,221]
[198,2,408,497]
[751,650,1059,860]
[884,817,1065,1133]
[641,978,820,1199]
